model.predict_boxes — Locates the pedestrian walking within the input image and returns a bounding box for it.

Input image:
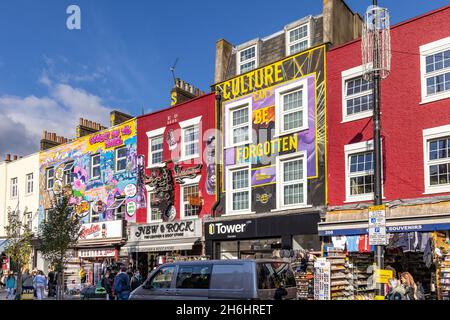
[114,266,131,300]
[130,269,142,291]
[47,267,56,297]
[21,269,34,300]
[5,271,16,300]
[33,270,47,300]
[101,270,113,300]
[400,272,418,300]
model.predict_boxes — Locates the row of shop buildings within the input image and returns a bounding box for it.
[1,0,450,298]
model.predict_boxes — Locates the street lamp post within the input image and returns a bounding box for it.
[362,0,391,298]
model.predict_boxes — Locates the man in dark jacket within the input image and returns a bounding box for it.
[101,270,113,300]
[48,268,56,297]
[114,267,131,300]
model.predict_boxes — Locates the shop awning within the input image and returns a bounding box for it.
[120,238,200,255]
[318,214,450,236]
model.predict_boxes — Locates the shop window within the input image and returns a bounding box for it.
[420,37,450,104]
[90,154,101,180]
[231,106,250,145]
[149,135,164,165]
[277,154,307,208]
[90,206,99,223]
[147,191,162,222]
[237,45,257,74]
[227,166,251,214]
[178,116,202,161]
[10,177,18,199]
[423,125,450,194]
[344,140,381,203]
[286,24,309,55]
[341,65,374,122]
[115,146,127,172]
[63,161,74,186]
[274,79,308,136]
[148,266,175,289]
[46,167,54,190]
[26,173,33,195]
[175,265,211,289]
[182,125,199,158]
[182,184,200,218]
[225,98,252,148]
[110,197,126,220]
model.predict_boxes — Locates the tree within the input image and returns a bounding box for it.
[38,187,82,300]
[4,206,34,300]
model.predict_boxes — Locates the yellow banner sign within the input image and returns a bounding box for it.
[375,269,394,284]
[235,134,298,162]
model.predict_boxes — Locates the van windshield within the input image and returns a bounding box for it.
[256,262,296,289]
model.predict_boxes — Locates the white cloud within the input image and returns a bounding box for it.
[0,82,114,157]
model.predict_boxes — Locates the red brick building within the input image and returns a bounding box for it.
[122,85,217,272]
[320,5,450,299]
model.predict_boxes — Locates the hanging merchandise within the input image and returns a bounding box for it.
[332,236,347,251]
[358,235,371,253]
[314,257,331,300]
[293,251,317,300]
[346,236,359,253]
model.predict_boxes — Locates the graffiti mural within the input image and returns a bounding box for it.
[38,119,138,227]
[215,45,327,214]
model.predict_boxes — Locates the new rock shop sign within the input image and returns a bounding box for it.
[122,219,202,253]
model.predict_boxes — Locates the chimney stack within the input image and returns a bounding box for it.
[40,130,69,151]
[5,154,11,162]
[76,117,108,138]
[170,78,205,107]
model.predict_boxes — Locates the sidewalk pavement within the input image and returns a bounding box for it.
[0,288,80,300]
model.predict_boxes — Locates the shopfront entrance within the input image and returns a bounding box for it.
[205,212,321,260]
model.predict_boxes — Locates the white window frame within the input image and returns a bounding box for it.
[274,78,309,137]
[225,97,253,149]
[237,45,258,75]
[10,177,18,199]
[180,175,201,220]
[341,65,374,123]
[423,124,450,194]
[115,146,127,172]
[26,173,33,195]
[420,37,450,104]
[63,161,74,186]
[225,164,253,216]
[146,127,166,169]
[285,23,310,56]
[145,185,162,223]
[275,151,308,210]
[90,205,100,223]
[46,167,54,190]
[179,116,202,162]
[90,154,101,180]
[114,197,126,220]
[344,140,384,203]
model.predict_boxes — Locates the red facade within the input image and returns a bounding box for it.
[327,6,450,206]
[136,93,217,223]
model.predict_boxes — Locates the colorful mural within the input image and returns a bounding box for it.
[38,119,138,227]
[214,45,327,214]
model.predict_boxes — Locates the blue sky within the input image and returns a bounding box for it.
[0,0,449,156]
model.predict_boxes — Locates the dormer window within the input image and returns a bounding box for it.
[286,24,309,56]
[237,45,257,74]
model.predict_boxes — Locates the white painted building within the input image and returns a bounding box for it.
[0,152,40,268]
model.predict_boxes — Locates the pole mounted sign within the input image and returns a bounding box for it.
[368,204,387,245]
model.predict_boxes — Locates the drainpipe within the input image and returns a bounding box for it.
[211,92,222,219]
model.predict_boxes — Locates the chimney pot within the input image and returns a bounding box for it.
[52,133,56,141]
[80,118,83,125]
[6,154,11,161]
[195,88,199,96]
[13,155,18,161]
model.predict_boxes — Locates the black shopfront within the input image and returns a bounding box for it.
[204,212,321,260]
